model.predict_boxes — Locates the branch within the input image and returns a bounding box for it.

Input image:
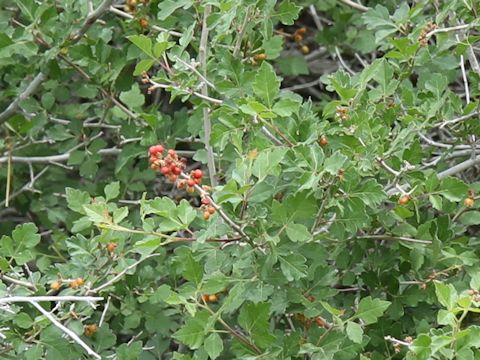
[0,148,195,164]
[338,0,369,12]
[28,300,101,359]
[197,5,217,187]
[0,274,36,290]
[0,166,49,207]
[358,235,432,245]
[438,154,480,179]
[70,0,115,42]
[0,73,46,125]
[0,295,102,305]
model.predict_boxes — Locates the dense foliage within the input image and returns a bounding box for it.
[1,0,480,359]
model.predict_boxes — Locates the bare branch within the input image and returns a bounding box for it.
[358,235,432,245]
[0,73,46,125]
[198,5,217,187]
[0,295,103,305]
[426,24,472,38]
[70,0,115,42]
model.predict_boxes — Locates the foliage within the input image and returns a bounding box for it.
[1,0,480,359]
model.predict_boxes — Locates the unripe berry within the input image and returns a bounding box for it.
[139,17,149,29]
[167,174,177,182]
[207,206,216,214]
[107,242,117,253]
[202,294,209,302]
[192,169,203,179]
[201,197,210,205]
[203,211,211,220]
[464,197,475,208]
[296,27,306,35]
[187,186,195,194]
[319,135,328,146]
[398,195,410,205]
[50,280,61,291]
[301,45,310,54]
[254,53,267,61]
[208,294,218,302]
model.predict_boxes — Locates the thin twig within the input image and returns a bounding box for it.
[438,154,480,178]
[426,24,472,38]
[99,296,111,327]
[358,235,432,245]
[233,7,251,57]
[0,275,36,290]
[438,110,480,128]
[338,0,369,12]
[0,167,49,207]
[174,56,215,89]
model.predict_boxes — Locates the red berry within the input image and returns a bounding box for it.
[201,197,210,205]
[168,174,177,182]
[149,155,157,163]
[172,166,182,175]
[168,149,177,157]
[194,177,202,185]
[160,166,170,175]
[187,179,195,187]
[192,169,203,179]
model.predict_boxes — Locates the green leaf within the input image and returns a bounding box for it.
[127,35,152,57]
[459,211,480,225]
[133,59,154,76]
[182,252,203,285]
[324,151,348,175]
[117,341,143,360]
[173,311,210,349]
[434,281,458,310]
[439,177,468,202]
[12,223,41,248]
[279,253,307,281]
[253,62,280,107]
[157,0,194,21]
[274,0,301,25]
[204,333,223,359]
[346,321,363,344]
[286,223,312,242]
[238,303,275,348]
[119,84,145,109]
[355,296,391,324]
[65,187,90,214]
[252,147,288,180]
[104,181,120,201]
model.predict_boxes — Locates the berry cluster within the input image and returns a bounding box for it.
[336,106,349,121]
[293,313,329,329]
[176,169,204,194]
[292,27,310,54]
[200,196,216,220]
[84,324,97,337]
[418,22,437,47]
[149,145,187,183]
